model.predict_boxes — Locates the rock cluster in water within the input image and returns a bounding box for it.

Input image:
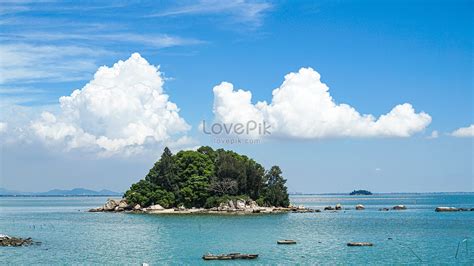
[324,203,343,211]
[435,207,474,212]
[89,198,317,214]
[0,234,38,247]
[92,200,471,214]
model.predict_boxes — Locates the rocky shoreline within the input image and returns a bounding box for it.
[89,199,474,215]
[435,206,474,212]
[0,234,39,247]
[89,198,317,214]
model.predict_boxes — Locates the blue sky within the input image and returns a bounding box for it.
[0,0,472,193]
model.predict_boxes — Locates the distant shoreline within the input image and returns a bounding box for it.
[0,195,122,198]
[290,192,474,195]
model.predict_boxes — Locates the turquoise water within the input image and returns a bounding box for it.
[1,194,473,264]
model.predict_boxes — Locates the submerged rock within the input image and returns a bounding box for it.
[379,208,389,211]
[0,235,38,247]
[89,207,104,212]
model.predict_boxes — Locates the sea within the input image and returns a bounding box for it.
[1,193,473,264]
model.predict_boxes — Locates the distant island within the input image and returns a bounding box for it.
[349,190,372,196]
[0,188,122,196]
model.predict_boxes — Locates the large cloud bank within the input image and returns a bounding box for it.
[451,124,474,137]
[213,67,431,138]
[31,53,191,156]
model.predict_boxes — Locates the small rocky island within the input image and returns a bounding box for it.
[91,146,315,214]
[350,190,372,196]
[0,234,38,247]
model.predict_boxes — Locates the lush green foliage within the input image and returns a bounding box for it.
[124,146,290,208]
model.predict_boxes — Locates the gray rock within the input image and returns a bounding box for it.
[236,200,246,209]
[435,207,459,212]
[355,204,365,210]
[147,204,165,211]
[118,200,129,209]
[248,200,258,209]
[392,205,407,210]
[103,199,120,211]
[89,207,104,212]
[0,236,37,247]
[228,200,235,209]
[335,204,342,210]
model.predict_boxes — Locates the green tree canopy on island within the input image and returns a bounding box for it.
[124,146,290,208]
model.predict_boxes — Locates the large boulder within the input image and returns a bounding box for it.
[435,207,459,212]
[236,200,246,210]
[228,200,235,209]
[118,200,129,209]
[218,202,230,211]
[335,204,342,210]
[248,200,258,209]
[355,204,365,210]
[133,204,142,211]
[103,199,120,211]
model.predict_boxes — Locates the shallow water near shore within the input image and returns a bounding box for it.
[1,193,473,264]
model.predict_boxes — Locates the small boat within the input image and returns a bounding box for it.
[277,239,297,244]
[347,242,373,247]
[202,253,258,260]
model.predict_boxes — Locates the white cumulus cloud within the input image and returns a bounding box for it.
[31,53,191,156]
[427,130,439,139]
[0,122,7,133]
[212,67,431,139]
[451,124,474,137]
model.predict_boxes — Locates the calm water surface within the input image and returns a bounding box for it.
[1,194,473,264]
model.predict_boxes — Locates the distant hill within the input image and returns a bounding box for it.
[0,188,122,196]
[0,188,26,196]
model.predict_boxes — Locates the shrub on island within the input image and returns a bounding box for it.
[124,146,290,209]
